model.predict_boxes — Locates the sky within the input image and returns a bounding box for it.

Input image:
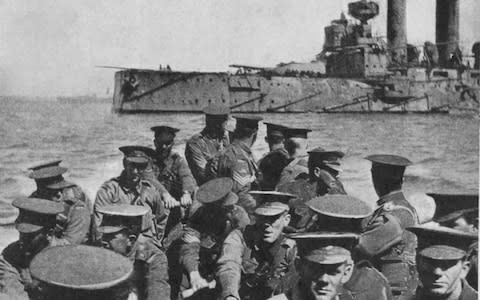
[0,0,479,97]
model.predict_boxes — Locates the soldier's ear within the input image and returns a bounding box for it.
[459,259,471,280]
[283,213,291,226]
[313,167,322,178]
[340,260,354,284]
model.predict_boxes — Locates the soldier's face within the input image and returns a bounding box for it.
[301,261,353,300]
[256,213,290,243]
[124,161,146,184]
[154,133,174,158]
[417,256,470,296]
[101,231,131,256]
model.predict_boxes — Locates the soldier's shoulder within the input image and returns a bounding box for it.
[186,133,205,145]
[99,177,121,190]
[344,260,390,293]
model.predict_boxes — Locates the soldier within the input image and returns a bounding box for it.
[359,154,418,300]
[0,197,64,299]
[27,160,91,245]
[176,177,249,300]
[29,244,133,300]
[428,193,478,290]
[304,195,395,300]
[217,191,298,300]
[96,204,170,300]
[276,127,311,187]
[217,115,263,215]
[150,126,197,205]
[406,225,478,300]
[277,147,346,231]
[258,123,290,190]
[94,146,175,243]
[185,104,230,185]
[150,126,198,236]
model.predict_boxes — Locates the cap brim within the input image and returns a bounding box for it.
[419,245,467,260]
[15,222,44,233]
[255,205,288,216]
[124,157,149,164]
[304,252,350,264]
[97,226,126,235]
[46,180,76,190]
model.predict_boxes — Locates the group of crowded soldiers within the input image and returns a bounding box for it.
[0,104,478,300]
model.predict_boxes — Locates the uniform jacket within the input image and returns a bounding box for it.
[124,234,170,300]
[288,262,392,300]
[276,157,308,188]
[185,130,229,185]
[30,186,91,246]
[406,280,478,300]
[94,174,169,242]
[178,204,249,276]
[258,148,290,191]
[276,175,346,232]
[217,140,258,215]
[152,151,197,199]
[360,190,418,299]
[0,242,37,300]
[217,227,298,300]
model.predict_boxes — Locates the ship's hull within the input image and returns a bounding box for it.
[112,69,479,113]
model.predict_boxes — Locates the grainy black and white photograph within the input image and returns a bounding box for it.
[0,0,479,299]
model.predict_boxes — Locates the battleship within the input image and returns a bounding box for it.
[111,0,479,114]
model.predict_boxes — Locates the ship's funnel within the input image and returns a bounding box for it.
[436,0,459,68]
[387,0,407,66]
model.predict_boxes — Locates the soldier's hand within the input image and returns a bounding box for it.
[180,191,193,207]
[162,192,179,209]
[189,271,209,291]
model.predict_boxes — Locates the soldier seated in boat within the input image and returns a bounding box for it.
[216,191,298,300]
[0,197,64,299]
[257,123,290,191]
[276,128,311,187]
[358,154,418,300]
[173,178,249,300]
[185,104,230,185]
[27,160,91,245]
[217,115,263,216]
[286,230,391,300]
[405,225,478,300]
[277,147,346,232]
[96,204,170,300]
[94,146,176,244]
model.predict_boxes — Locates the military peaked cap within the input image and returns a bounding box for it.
[196,177,238,206]
[407,225,478,260]
[97,204,151,234]
[308,147,345,172]
[119,145,155,164]
[284,127,312,139]
[365,154,411,179]
[264,122,288,138]
[151,126,180,136]
[289,232,359,264]
[30,245,133,290]
[28,160,67,180]
[46,180,76,190]
[233,115,263,130]
[427,193,479,223]
[12,197,64,233]
[203,103,230,116]
[250,191,296,216]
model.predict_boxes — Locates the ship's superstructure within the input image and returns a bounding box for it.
[112,0,479,114]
